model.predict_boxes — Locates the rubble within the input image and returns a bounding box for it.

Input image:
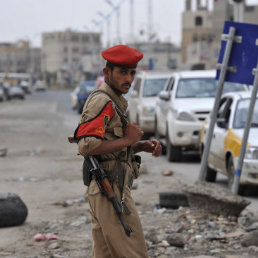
[241,230,258,247]
[0,148,7,157]
[162,170,174,176]
[184,181,250,217]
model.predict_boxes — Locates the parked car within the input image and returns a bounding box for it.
[20,80,32,93]
[155,70,249,162]
[70,86,80,110]
[127,71,170,134]
[76,80,96,114]
[34,80,47,91]
[8,85,25,99]
[200,91,258,193]
[0,85,5,101]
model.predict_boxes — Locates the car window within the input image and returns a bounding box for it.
[176,78,216,98]
[79,81,95,94]
[176,78,246,98]
[133,78,141,94]
[142,78,168,97]
[233,98,258,128]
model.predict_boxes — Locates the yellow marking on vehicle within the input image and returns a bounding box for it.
[224,129,249,157]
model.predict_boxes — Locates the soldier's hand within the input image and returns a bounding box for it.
[124,123,144,145]
[140,139,162,157]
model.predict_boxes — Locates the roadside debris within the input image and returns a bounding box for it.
[34,233,59,242]
[0,193,28,227]
[0,148,7,157]
[162,170,174,176]
[184,181,250,217]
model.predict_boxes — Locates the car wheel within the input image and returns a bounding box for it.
[155,117,166,155]
[227,155,245,195]
[136,113,140,125]
[159,192,189,209]
[154,116,160,140]
[227,155,235,189]
[166,129,181,162]
[200,145,217,182]
[205,166,217,182]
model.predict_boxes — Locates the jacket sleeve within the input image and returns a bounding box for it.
[74,94,115,156]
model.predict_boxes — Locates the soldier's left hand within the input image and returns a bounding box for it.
[141,139,162,157]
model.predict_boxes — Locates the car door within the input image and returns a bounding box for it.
[128,77,142,123]
[158,77,175,136]
[209,97,233,173]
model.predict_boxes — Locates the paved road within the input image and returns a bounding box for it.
[25,89,258,214]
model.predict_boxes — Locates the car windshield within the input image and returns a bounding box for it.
[142,78,168,97]
[79,81,95,94]
[233,98,258,129]
[176,78,246,98]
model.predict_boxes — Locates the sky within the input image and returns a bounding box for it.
[1,0,258,48]
[0,0,184,47]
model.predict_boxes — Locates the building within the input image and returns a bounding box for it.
[130,41,181,71]
[0,40,40,77]
[41,29,102,87]
[182,0,258,70]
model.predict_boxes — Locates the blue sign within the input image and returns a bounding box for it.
[216,21,258,85]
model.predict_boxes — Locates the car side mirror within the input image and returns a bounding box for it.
[158,91,170,101]
[217,118,228,129]
[130,90,138,98]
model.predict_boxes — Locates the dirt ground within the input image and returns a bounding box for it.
[0,94,179,258]
[0,92,258,258]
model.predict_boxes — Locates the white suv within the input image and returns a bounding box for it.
[155,70,248,162]
[127,71,170,134]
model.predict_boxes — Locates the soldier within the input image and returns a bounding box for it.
[74,45,162,258]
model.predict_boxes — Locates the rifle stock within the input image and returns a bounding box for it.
[67,136,132,237]
[87,156,132,237]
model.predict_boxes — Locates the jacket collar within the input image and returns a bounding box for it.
[100,82,128,112]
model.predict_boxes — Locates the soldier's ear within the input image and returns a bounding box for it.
[103,67,110,80]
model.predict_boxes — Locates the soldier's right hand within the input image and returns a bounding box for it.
[124,123,143,145]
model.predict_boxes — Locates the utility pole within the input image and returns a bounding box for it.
[233,0,244,22]
[148,0,153,41]
[130,0,134,42]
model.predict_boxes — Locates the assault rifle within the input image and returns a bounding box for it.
[68,136,132,237]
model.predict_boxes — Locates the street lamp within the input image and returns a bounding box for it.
[97,11,111,47]
[232,0,244,22]
[105,0,122,44]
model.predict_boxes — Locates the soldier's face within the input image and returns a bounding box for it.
[104,66,136,95]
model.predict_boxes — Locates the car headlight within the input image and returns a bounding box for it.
[176,111,195,121]
[141,105,155,116]
[245,147,258,160]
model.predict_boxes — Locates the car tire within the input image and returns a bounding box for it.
[227,155,245,195]
[159,192,189,209]
[166,129,181,162]
[154,116,159,140]
[200,145,217,182]
[205,166,217,182]
[154,117,166,155]
[136,113,140,126]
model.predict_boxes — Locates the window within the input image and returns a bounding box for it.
[133,78,141,95]
[234,98,258,129]
[195,16,203,26]
[142,78,169,97]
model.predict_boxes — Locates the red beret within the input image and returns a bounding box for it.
[102,45,143,68]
